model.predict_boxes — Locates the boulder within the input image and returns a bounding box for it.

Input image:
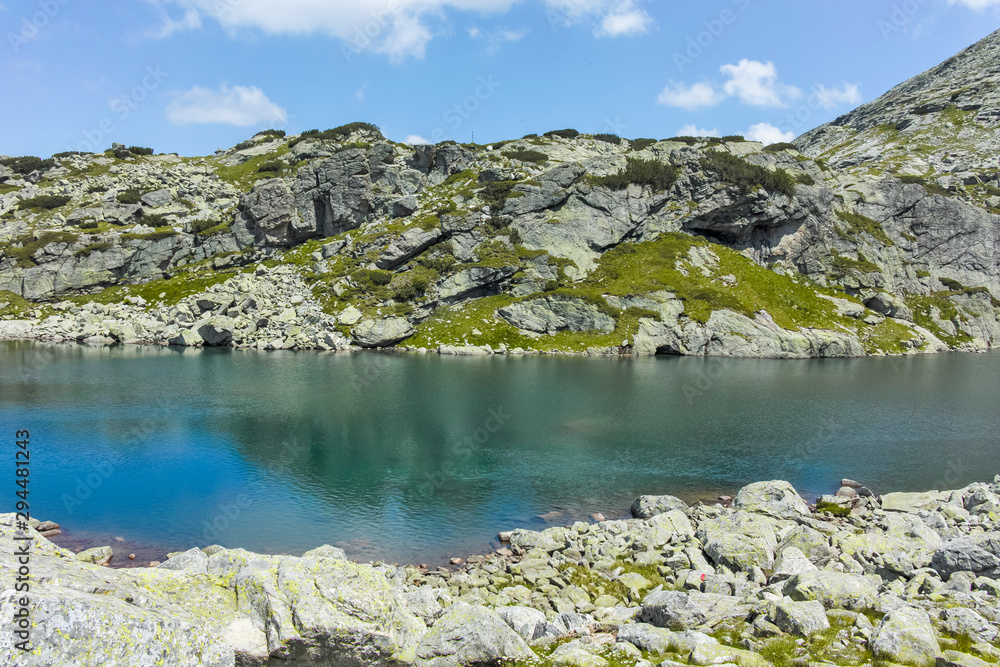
[198,319,234,346]
[497,296,615,334]
[931,533,1000,579]
[416,603,534,667]
[696,512,778,571]
[156,547,208,574]
[76,546,113,565]
[784,571,879,610]
[937,651,993,667]
[639,590,707,631]
[496,605,547,641]
[770,600,830,637]
[140,188,173,208]
[733,480,810,519]
[630,495,688,519]
[882,490,946,513]
[871,607,941,667]
[770,546,818,583]
[301,544,347,560]
[352,317,415,348]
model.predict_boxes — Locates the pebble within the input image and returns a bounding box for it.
[591,513,606,522]
[128,553,136,560]
[449,558,464,565]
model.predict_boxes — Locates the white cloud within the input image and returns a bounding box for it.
[405,134,430,145]
[596,3,652,37]
[813,82,861,109]
[159,0,650,59]
[468,24,529,51]
[657,81,725,110]
[677,124,719,138]
[148,8,202,39]
[720,59,800,107]
[948,0,1000,9]
[354,85,368,102]
[744,122,795,145]
[166,85,287,126]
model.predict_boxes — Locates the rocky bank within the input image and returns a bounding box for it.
[2,476,999,666]
[4,30,1000,358]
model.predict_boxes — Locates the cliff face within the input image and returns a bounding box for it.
[2,32,1000,357]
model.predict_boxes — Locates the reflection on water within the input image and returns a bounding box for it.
[1,341,999,564]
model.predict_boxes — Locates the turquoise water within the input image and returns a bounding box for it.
[1,341,999,564]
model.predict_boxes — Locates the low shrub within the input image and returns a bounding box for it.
[522,133,539,139]
[700,150,796,198]
[235,140,256,151]
[0,156,55,174]
[289,122,381,147]
[502,149,548,165]
[663,136,699,146]
[629,138,658,151]
[592,133,622,145]
[1,231,80,267]
[257,159,285,173]
[255,129,286,139]
[128,146,154,156]
[122,230,178,242]
[720,135,746,142]
[816,500,851,517]
[796,173,815,185]
[764,142,798,153]
[138,213,170,227]
[53,151,91,159]
[353,268,393,289]
[196,223,230,237]
[75,241,111,257]
[18,194,71,210]
[86,185,105,194]
[189,219,218,234]
[112,147,132,160]
[77,220,100,230]
[544,129,580,140]
[592,158,680,192]
[900,174,951,197]
[116,189,143,205]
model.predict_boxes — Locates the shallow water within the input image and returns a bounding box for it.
[1,341,998,564]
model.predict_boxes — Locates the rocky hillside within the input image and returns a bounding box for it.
[3,476,999,665]
[2,32,1000,358]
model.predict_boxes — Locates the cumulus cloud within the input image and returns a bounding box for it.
[158,0,650,59]
[405,134,430,144]
[166,84,287,126]
[744,122,795,145]
[657,81,725,110]
[596,2,653,37]
[677,124,719,138]
[813,82,861,109]
[948,0,1000,9]
[720,59,800,107]
[467,25,529,52]
[148,8,202,39]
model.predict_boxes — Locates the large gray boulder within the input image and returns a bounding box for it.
[352,317,415,348]
[638,590,707,630]
[696,511,779,571]
[630,494,688,519]
[415,603,534,667]
[140,188,174,207]
[871,607,941,667]
[733,480,810,519]
[495,605,547,641]
[931,533,1000,579]
[770,600,830,637]
[497,296,616,334]
[784,571,880,611]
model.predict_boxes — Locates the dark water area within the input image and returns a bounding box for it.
[2,341,998,565]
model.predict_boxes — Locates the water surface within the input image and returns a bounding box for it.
[1,341,998,564]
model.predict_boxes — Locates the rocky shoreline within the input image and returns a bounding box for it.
[2,476,999,666]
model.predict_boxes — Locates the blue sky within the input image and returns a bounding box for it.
[1,0,998,157]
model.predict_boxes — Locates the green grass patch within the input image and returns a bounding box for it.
[74,241,112,257]
[214,145,293,190]
[629,138,658,151]
[816,500,851,517]
[835,210,895,246]
[764,142,798,153]
[0,231,80,267]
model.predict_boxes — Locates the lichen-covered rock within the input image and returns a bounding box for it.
[630,495,688,519]
[770,600,830,637]
[784,571,880,611]
[415,603,534,667]
[931,533,1000,579]
[351,317,415,348]
[495,605,547,641]
[871,607,941,667]
[696,511,779,571]
[639,590,707,631]
[733,480,810,519]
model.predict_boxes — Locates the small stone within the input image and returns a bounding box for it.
[148,561,160,567]
[450,558,464,565]
[836,486,858,498]
[591,513,606,522]
[841,479,863,489]
[128,553,136,560]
